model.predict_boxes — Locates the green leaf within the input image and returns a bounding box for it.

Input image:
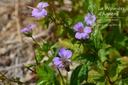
[98,49,107,62]
[88,69,104,83]
[73,53,97,64]
[45,48,58,65]
[107,62,118,81]
[91,25,101,48]
[43,64,55,80]
[120,67,128,80]
[82,83,95,85]
[88,0,96,14]
[99,23,109,30]
[78,64,88,83]
[56,25,64,36]
[24,64,33,68]
[96,81,106,85]
[95,76,105,82]
[23,32,32,37]
[70,64,90,85]
[50,42,57,50]
[36,53,44,63]
[36,66,47,78]
[36,64,60,85]
[72,14,85,25]
[41,41,50,52]
[93,61,105,74]
[97,16,111,30]
[36,78,47,85]
[36,41,57,63]
[58,39,73,49]
[70,65,83,85]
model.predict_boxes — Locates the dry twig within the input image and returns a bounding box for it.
[0,61,35,71]
[15,0,22,42]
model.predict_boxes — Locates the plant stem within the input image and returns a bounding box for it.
[24,65,36,73]
[30,36,40,65]
[104,70,114,84]
[31,36,40,47]
[33,47,39,65]
[57,68,65,85]
[0,72,23,84]
[66,72,68,85]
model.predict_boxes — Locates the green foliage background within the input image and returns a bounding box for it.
[1,0,127,85]
[35,0,128,85]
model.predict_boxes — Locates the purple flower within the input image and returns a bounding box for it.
[20,24,36,33]
[53,48,72,68]
[32,2,49,19]
[74,22,92,39]
[84,13,96,25]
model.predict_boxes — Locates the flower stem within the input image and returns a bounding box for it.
[57,68,65,85]
[24,65,36,73]
[33,49,39,65]
[30,36,40,65]
[0,72,23,84]
[66,72,69,85]
[31,36,40,47]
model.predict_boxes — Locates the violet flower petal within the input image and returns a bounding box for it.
[53,48,72,68]
[38,9,48,18]
[31,9,40,19]
[65,50,72,59]
[67,60,71,64]
[20,24,36,33]
[31,2,49,19]
[20,28,28,33]
[75,32,82,39]
[81,33,89,40]
[37,2,49,9]
[84,13,96,25]
[58,64,64,68]
[58,48,72,59]
[53,57,62,66]
[58,48,66,58]
[32,9,48,19]
[84,26,92,33]
[73,22,84,31]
